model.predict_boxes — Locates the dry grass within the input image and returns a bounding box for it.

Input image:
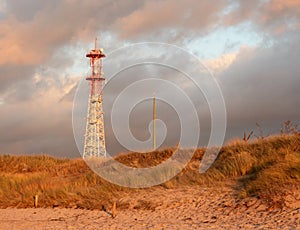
[0,134,299,209]
[0,156,125,209]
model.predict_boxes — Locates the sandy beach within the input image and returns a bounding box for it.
[0,186,299,230]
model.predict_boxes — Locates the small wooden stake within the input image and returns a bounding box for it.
[34,195,38,208]
[112,201,117,218]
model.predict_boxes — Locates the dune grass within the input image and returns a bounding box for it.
[0,134,299,209]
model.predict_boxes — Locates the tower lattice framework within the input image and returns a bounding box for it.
[83,39,106,158]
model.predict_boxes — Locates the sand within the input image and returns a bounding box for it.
[0,186,299,230]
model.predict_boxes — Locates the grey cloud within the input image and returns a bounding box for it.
[115,0,227,39]
[220,30,300,138]
[0,0,147,65]
[0,64,35,92]
[0,79,79,157]
[7,0,44,22]
[223,0,300,35]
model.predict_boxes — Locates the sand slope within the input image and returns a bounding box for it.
[0,186,299,230]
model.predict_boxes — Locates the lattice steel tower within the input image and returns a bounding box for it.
[83,38,106,158]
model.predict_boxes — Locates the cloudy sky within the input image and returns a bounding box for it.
[0,0,299,158]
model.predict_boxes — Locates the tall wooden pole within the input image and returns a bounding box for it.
[153,95,156,150]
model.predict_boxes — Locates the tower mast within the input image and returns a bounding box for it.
[83,38,106,158]
[153,95,156,151]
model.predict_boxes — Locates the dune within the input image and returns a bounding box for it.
[0,134,299,229]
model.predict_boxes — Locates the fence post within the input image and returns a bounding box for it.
[34,195,38,208]
[112,201,116,218]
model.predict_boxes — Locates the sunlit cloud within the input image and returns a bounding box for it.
[204,52,238,73]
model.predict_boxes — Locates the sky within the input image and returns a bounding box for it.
[0,0,299,158]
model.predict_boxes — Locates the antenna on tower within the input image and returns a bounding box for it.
[94,37,98,50]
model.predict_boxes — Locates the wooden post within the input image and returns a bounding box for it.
[112,201,117,218]
[243,131,247,141]
[34,195,38,208]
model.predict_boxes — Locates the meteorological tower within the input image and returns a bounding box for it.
[83,38,106,158]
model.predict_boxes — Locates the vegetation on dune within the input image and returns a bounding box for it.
[192,134,300,208]
[0,156,124,209]
[0,133,299,210]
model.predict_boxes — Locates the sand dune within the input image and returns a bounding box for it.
[1,135,299,229]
